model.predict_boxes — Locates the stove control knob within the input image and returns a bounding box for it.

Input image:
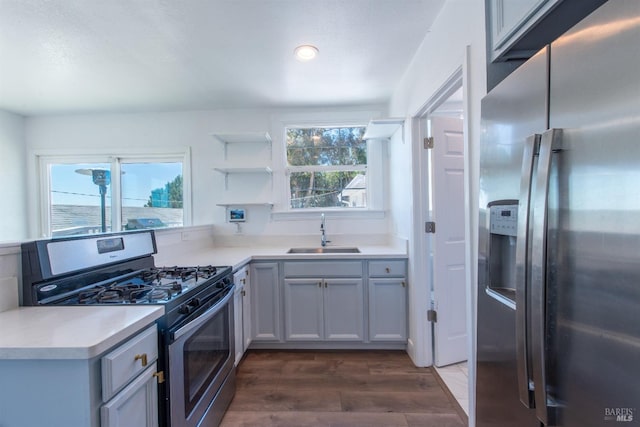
[178,304,193,315]
[189,298,201,308]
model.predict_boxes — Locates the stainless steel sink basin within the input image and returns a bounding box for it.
[287,247,361,254]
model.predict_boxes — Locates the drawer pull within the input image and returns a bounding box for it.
[241,278,246,285]
[153,371,165,383]
[241,290,246,296]
[385,267,390,273]
[402,281,406,288]
[134,353,148,367]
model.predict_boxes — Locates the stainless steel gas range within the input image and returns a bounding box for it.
[21,230,235,427]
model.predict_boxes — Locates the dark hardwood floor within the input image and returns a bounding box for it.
[220,350,467,427]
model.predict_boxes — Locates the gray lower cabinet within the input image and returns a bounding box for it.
[101,362,159,427]
[100,325,159,427]
[249,259,407,348]
[368,260,408,342]
[368,278,407,341]
[0,324,159,427]
[233,264,251,365]
[250,262,281,341]
[283,277,364,341]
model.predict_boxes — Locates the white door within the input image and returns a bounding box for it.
[430,115,467,367]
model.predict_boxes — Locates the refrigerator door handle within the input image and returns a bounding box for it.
[515,133,540,408]
[531,128,562,426]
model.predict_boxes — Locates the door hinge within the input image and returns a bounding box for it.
[425,221,436,233]
[427,309,438,323]
[424,136,434,149]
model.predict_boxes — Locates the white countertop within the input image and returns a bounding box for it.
[0,306,163,360]
[154,244,408,271]
[0,237,406,360]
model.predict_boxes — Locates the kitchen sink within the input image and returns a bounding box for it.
[287,247,361,254]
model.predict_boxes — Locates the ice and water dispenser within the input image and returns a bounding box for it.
[487,200,518,303]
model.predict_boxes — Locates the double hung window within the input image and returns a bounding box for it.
[285,126,367,209]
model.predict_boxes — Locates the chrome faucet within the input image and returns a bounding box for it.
[320,213,330,247]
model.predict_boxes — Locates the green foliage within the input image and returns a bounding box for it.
[286,127,366,166]
[145,175,183,208]
[286,127,367,208]
[167,175,183,208]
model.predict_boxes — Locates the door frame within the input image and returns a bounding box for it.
[408,46,473,370]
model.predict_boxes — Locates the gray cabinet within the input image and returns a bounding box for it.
[247,258,407,349]
[488,0,563,61]
[485,0,607,90]
[233,265,251,364]
[283,277,364,341]
[283,278,323,340]
[100,325,159,426]
[283,261,364,342]
[101,363,159,427]
[241,267,252,352]
[368,261,407,342]
[0,324,160,427]
[250,262,281,342]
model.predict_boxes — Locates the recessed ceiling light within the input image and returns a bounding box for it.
[294,45,319,62]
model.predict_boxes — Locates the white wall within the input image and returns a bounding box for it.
[0,110,27,243]
[387,0,486,424]
[24,105,390,241]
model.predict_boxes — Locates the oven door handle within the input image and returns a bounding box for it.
[171,286,234,341]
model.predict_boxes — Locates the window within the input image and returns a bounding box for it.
[286,126,367,209]
[42,154,188,237]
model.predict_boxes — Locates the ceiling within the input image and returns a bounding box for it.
[0,0,446,116]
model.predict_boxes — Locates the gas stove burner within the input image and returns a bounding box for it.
[75,279,184,304]
[79,282,150,304]
[150,266,219,282]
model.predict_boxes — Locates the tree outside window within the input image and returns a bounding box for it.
[286,126,367,209]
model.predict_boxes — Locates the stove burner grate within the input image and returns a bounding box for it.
[77,278,184,304]
[143,266,219,283]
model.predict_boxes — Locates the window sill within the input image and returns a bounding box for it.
[271,209,386,221]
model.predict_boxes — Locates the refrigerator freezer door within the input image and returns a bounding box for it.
[547,0,640,425]
[476,47,548,427]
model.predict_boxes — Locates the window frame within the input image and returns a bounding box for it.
[37,149,191,237]
[284,124,370,211]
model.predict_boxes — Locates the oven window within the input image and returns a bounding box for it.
[184,305,230,414]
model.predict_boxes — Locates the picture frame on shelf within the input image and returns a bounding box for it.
[228,207,246,223]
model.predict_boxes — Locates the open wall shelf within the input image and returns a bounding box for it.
[363,118,404,140]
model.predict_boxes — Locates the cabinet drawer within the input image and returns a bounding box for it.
[102,325,158,402]
[368,260,407,277]
[284,261,363,278]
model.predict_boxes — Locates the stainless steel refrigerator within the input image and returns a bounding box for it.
[476,1,640,426]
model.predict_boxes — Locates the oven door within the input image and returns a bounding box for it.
[167,287,235,427]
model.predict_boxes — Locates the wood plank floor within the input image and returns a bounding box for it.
[220,350,467,427]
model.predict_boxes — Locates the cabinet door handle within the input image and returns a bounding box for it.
[385,267,390,273]
[153,371,165,383]
[134,353,148,367]
[241,290,246,296]
[401,281,406,287]
[324,282,328,288]
[318,282,322,288]
[241,278,246,284]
